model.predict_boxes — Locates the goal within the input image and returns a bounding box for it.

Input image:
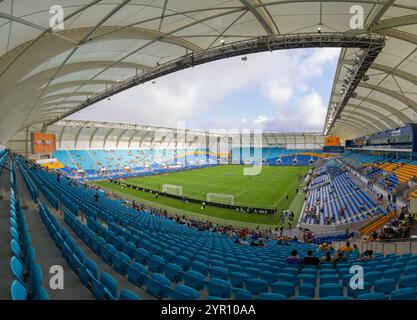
[206,193,235,205]
[162,184,183,196]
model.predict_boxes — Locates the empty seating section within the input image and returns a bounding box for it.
[69,150,101,172]
[232,148,321,166]
[341,152,417,192]
[7,161,49,300]
[53,150,77,169]
[378,163,417,184]
[54,149,213,173]
[302,165,385,226]
[340,152,389,166]
[16,156,141,300]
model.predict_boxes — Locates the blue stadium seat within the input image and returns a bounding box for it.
[163,263,183,282]
[299,283,316,298]
[398,274,417,288]
[357,292,385,300]
[319,283,343,298]
[127,262,147,286]
[35,287,49,300]
[320,275,339,284]
[347,282,371,298]
[259,271,276,283]
[256,293,286,300]
[374,278,396,294]
[191,261,209,276]
[390,287,417,300]
[276,272,296,283]
[119,289,142,300]
[297,273,316,285]
[113,252,131,275]
[183,271,206,290]
[10,256,24,284]
[101,272,118,300]
[145,273,172,298]
[293,295,312,300]
[172,285,200,300]
[174,256,190,271]
[404,266,417,275]
[232,288,252,300]
[147,255,165,273]
[364,271,382,285]
[11,280,27,300]
[11,239,21,260]
[29,264,43,299]
[207,278,231,298]
[384,268,402,281]
[230,272,249,288]
[270,281,295,297]
[79,258,99,286]
[246,278,268,295]
[210,266,229,280]
[244,267,260,278]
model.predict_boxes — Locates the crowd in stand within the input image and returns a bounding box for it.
[371,205,412,240]
[284,241,375,267]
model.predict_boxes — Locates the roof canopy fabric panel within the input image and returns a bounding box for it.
[1,1,417,145]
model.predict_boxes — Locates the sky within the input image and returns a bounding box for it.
[68,47,340,133]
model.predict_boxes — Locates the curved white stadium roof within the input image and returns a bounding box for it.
[1,0,417,145]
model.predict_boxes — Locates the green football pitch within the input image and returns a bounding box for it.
[95,165,309,227]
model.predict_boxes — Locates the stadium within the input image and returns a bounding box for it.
[2,0,417,304]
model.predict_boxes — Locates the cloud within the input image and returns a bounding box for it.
[261,81,293,106]
[70,47,340,132]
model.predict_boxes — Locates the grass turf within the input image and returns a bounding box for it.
[95,165,309,227]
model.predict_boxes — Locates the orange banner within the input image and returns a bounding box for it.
[324,136,341,147]
[31,133,56,153]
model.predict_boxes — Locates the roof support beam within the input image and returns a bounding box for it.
[116,129,129,148]
[344,103,398,127]
[358,83,417,113]
[128,131,140,148]
[339,114,387,132]
[335,120,371,135]
[240,0,276,35]
[103,128,115,149]
[43,80,118,96]
[365,0,396,31]
[74,127,84,149]
[349,95,413,124]
[89,127,100,149]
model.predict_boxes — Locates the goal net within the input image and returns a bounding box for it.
[162,184,183,196]
[206,193,235,205]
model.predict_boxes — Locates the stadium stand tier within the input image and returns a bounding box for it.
[0,150,416,300]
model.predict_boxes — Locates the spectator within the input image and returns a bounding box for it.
[303,250,320,266]
[286,249,302,265]
[320,251,332,264]
[352,243,360,255]
[339,242,353,253]
[357,250,374,261]
[332,252,347,266]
